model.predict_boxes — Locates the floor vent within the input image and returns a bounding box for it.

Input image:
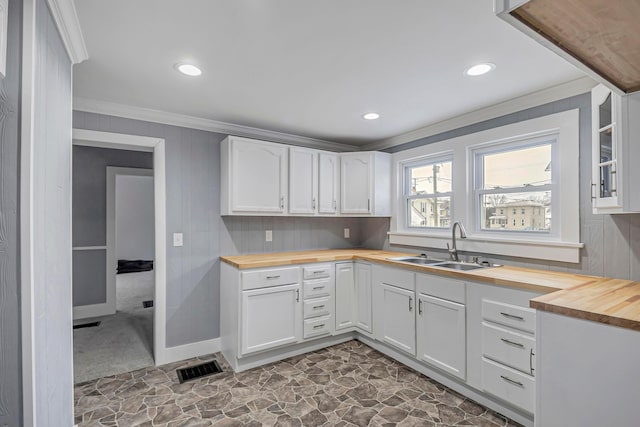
[73,321,101,329]
[142,300,154,308]
[177,360,223,384]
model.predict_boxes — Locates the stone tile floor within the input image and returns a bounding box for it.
[74,340,523,426]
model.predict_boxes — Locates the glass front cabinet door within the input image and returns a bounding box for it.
[590,84,640,214]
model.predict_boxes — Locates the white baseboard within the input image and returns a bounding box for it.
[157,338,221,366]
[73,302,114,320]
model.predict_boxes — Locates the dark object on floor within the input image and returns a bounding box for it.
[117,259,153,274]
[142,300,154,308]
[177,360,223,384]
[73,321,101,329]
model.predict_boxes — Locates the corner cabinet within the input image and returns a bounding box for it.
[340,152,391,216]
[591,85,640,214]
[221,136,288,215]
[289,147,318,214]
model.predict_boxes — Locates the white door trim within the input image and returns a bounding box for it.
[72,128,169,365]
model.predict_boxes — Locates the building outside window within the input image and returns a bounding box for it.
[474,136,555,233]
[404,156,453,228]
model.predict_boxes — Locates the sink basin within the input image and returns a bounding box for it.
[387,256,445,265]
[434,262,486,271]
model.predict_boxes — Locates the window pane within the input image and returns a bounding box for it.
[480,191,550,232]
[482,144,551,189]
[408,197,451,228]
[409,161,452,195]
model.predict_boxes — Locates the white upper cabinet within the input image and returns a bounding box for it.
[340,152,391,216]
[289,147,318,214]
[591,85,640,214]
[318,152,339,214]
[221,136,288,215]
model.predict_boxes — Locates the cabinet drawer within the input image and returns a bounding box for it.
[482,323,535,375]
[482,358,535,413]
[303,264,332,279]
[303,297,331,319]
[374,265,415,291]
[303,278,331,298]
[304,315,331,339]
[417,274,465,304]
[242,267,300,290]
[482,299,536,335]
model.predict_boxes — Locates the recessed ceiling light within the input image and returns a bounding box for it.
[175,63,202,77]
[464,63,495,77]
[362,112,380,120]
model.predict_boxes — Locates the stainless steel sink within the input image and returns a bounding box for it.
[387,256,502,271]
[433,262,487,271]
[387,256,445,265]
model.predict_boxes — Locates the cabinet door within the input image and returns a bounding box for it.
[355,263,372,333]
[240,284,301,355]
[318,153,339,214]
[591,85,621,211]
[417,294,466,379]
[378,283,416,355]
[340,153,372,214]
[231,138,287,213]
[289,147,318,214]
[335,263,355,330]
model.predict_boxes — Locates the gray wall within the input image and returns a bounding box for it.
[73,111,221,347]
[72,146,152,306]
[0,0,23,425]
[363,93,640,280]
[116,175,155,260]
[32,0,73,423]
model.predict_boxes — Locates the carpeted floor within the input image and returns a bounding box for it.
[74,340,523,426]
[73,271,155,384]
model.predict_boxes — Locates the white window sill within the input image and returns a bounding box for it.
[388,232,584,263]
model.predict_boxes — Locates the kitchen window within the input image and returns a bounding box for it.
[390,109,581,263]
[403,155,453,229]
[472,136,556,235]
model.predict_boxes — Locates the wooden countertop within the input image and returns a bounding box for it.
[220,249,640,331]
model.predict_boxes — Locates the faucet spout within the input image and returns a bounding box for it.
[447,221,467,262]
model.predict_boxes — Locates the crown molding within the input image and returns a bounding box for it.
[46,0,88,64]
[73,97,359,152]
[361,76,597,151]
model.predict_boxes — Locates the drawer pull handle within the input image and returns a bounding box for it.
[500,375,524,387]
[312,286,324,290]
[313,324,325,329]
[418,299,423,315]
[313,305,325,310]
[296,289,300,302]
[266,275,281,280]
[280,197,284,209]
[312,271,325,274]
[500,312,524,321]
[500,338,524,348]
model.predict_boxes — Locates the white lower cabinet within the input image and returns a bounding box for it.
[377,283,416,355]
[335,262,373,334]
[481,358,535,413]
[417,294,466,380]
[240,283,302,355]
[335,263,355,330]
[354,262,372,333]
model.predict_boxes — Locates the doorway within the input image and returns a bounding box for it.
[71,129,168,383]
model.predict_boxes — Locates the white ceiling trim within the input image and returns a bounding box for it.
[73,97,359,152]
[361,76,597,151]
[47,0,88,64]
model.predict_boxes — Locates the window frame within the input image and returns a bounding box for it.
[389,109,581,263]
[470,133,559,239]
[402,153,454,231]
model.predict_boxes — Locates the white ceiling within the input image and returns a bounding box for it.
[73,0,583,146]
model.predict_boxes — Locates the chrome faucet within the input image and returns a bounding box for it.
[447,221,467,262]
